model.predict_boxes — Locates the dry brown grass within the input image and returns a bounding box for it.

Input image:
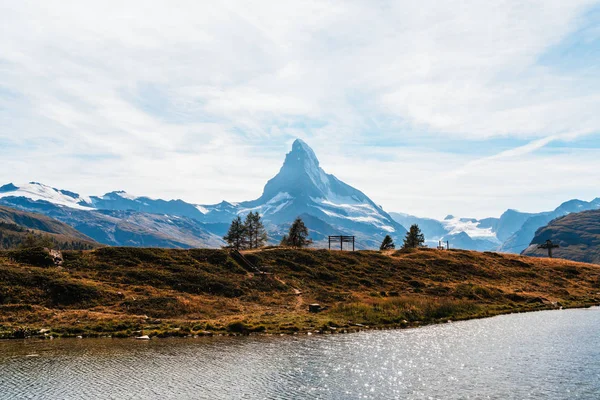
[1,247,599,338]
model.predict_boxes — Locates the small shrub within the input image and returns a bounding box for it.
[251,325,267,333]
[8,247,55,267]
[12,326,35,339]
[408,280,425,288]
[227,321,248,333]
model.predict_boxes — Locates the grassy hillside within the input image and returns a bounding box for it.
[522,209,600,264]
[0,206,98,250]
[1,247,599,339]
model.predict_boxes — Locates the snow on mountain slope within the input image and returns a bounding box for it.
[237,192,293,217]
[228,139,406,246]
[97,191,141,201]
[0,195,225,248]
[441,216,500,242]
[312,197,395,232]
[88,191,207,221]
[391,197,600,253]
[191,140,405,248]
[389,212,501,251]
[0,182,93,210]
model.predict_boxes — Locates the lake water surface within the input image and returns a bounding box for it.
[1,308,599,399]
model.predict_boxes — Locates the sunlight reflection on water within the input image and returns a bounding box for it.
[1,308,599,399]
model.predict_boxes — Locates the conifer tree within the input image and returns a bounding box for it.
[18,233,54,249]
[223,216,246,250]
[402,224,425,249]
[282,217,312,248]
[280,234,289,246]
[379,234,395,250]
[244,212,268,249]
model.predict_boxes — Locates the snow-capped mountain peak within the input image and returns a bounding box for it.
[226,139,406,244]
[293,139,320,167]
[259,139,331,200]
[100,190,140,201]
[259,139,373,205]
[0,182,93,210]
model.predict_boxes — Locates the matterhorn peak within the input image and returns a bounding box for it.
[259,139,331,201]
[283,139,321,173]
[240,138,405,241]
[289,138,319,164]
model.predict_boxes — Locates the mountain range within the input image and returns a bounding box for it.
[521,209,600,264]
[0,140,404,249]
[1,139,598,251]
[391,198,600,253]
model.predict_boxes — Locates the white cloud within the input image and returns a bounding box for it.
[1,0,599,218]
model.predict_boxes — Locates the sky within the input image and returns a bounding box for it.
[1,0,600,220]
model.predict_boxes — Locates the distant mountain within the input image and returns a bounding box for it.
[389,213,447,241]
[390,198,600,253]
[88,191,207,221]
[389,212,500,250]
[443,231,500,252]
[0,182,92,210]
[491,209,534,242]
[0,196,226,248]
[499,198,600,253]
[0,205,98,249]
[0,140,406,249]
[521,209,600,264]
[226,139,406,247]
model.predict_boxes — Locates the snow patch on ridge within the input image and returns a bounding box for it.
[312,197,384,220]
[100,191,139,201]
[0,182,94,210]
[315,206,395,232]
[195,205,209,214]
[237,192,293,216]
[114,191,139,201]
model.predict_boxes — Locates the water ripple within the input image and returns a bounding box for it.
[1,308,599,399]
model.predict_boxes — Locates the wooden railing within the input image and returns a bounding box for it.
[230,249,262,273]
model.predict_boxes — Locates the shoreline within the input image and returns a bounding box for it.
[3,301,598,341]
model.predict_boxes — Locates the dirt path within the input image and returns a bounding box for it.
[274,276,304,311]
[292,287,304,311]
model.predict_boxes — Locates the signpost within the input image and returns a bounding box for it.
[537,239,559,258]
